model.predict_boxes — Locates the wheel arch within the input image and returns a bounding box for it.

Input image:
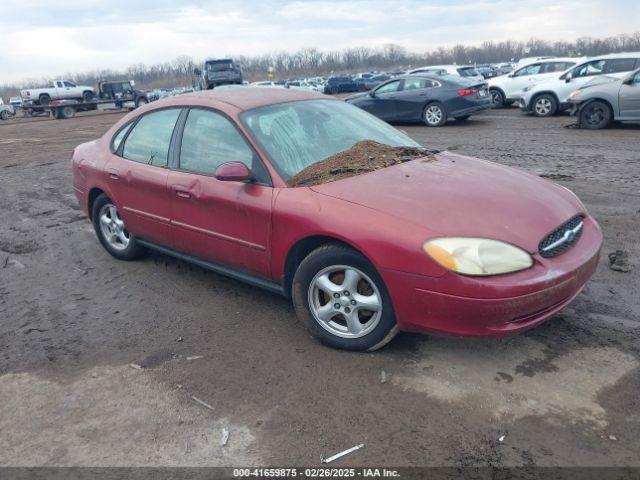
[580,97,615,115]
[282,235,373,298]
[87,187,107,220]
[531,90,560,105]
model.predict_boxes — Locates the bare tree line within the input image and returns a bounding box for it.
[2,32,639,99]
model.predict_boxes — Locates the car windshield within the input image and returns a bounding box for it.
[457,67,480,77]
[241,99,421,181]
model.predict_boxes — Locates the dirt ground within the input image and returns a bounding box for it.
[0,107,639,468]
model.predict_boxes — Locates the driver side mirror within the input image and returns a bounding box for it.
[564,74,572,83]
[214,162,252,182]
[369,90,376,97]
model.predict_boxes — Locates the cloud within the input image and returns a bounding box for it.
[0,0,638,84]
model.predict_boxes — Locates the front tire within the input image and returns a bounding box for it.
[0,110,9,120]
[579,100,612,129]
[490,88,505,108]
[92,194,144,261]
[82,91,93,102]
[532,93,558,117]
[39,94,51,106]
[292,244,398,351]
[423,102,447,127]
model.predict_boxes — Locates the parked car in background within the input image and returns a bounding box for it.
[197,58,243,90]
[520,53,640,117]
[9,97,23,108]
[568,68,640,128]
[0,103,15,120]
[251,81,283,88]
[475,65,499,79]
[98,80,154,109]
[488,57,583,107]
[357,74,391,91]
[324,76,364,94]
[20,80,95,106]
[408,65,485,83]
[72,88,601,351]
[346,75,491,126]
[285,80,323,92]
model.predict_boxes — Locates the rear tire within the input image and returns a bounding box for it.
[92,194,145,261]
[292,244,398,351]
[59,106,75,119]
[0,110,9,120]
[532,93,558,117]
[82,91,93,102]
[39,94,51,106]
[423,102,447,127]
[579,101,612,129]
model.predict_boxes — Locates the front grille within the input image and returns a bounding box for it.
[538,215,584,258]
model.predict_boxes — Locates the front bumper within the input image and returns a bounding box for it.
[381,215,602,337]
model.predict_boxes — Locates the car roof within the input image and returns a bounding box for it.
[152,87,329,112]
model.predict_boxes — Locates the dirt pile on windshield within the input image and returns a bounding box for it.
[286,140,436,187]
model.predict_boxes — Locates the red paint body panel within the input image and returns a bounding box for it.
[72,89,603,339]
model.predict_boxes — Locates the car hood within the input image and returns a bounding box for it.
[309,151,583,253]
[579,75,620,89]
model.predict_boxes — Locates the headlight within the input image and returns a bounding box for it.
[423,238,533,276]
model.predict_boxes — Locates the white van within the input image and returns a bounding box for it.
[519,52,640,116]
[488,57,584,107]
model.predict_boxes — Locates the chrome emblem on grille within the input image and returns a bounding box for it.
[540,219,584,253]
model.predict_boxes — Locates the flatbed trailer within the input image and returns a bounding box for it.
[22,97,137,120]
[20,80,154,120]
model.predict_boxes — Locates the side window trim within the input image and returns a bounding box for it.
[173,106,273,187]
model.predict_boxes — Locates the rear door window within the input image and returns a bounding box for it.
[122,109,181,167]
[402,78,427,91]
[603,58,637,74]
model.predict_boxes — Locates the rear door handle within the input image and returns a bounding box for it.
[107,169,120,180]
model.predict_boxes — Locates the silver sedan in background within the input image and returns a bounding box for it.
[568,68,640,128]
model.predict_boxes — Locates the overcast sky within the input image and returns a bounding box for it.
[1,0,638,84]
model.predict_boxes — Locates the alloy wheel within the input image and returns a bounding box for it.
[425,105,443,125]
[534,97,552,116]
[99,203,130,251]
[308,265,382,338]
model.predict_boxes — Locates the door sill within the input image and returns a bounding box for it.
[137,239,285,296]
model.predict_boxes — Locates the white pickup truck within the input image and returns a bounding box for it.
[21,80,94,106]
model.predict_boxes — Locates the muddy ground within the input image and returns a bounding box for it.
[0,108,639,468]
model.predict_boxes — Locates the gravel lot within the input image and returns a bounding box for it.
[0,107,638,468]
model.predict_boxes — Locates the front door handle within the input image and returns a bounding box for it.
[107,169,120,180]
[172,185,192,199]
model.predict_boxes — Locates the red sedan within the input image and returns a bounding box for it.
[72,88,602,351]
